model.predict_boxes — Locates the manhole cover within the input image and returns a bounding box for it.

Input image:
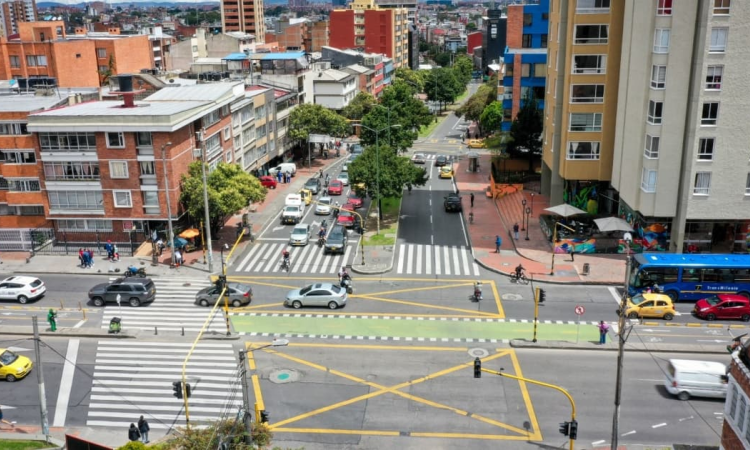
[468,348,489,358]
[501,293,523,301]
[269,369,299,384]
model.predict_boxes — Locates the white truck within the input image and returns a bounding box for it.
[281,205,304,224]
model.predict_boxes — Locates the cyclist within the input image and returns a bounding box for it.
[514,264,525,281]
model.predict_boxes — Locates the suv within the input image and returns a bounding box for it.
[88,277,156,307]
[325,225,348,254]
[305,178,321,194]
[444,193,462,212]
[0,276,46,304]
[281,205,304,224]
[694,294,750,321]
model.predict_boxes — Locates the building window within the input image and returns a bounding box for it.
[25,55,47,67]
[96,48,106,59]
[0,123,29,135]
[522,34,532,48]
[694,172,712,195]
[572,55,607,74]
[570,85,604,103]
[136,132,152,147]
[8,179,41,192]
[109,161,128,178]
[574,25,608,44]
[706,66,723,90]
[701,102,719,126]
[57,219,112,231]
[223,126,231,140]
[730,384,740,420]
[651,65,667,89]
[566,142,600,160]
[569,113,602,132]
[521,64,531,77]
[9,56,20,68]
[106,132,125,148]
[653,29,670,53]
[641,168,657,192]
[739,396,748,431]
[48,191,103,211]
[142,191,159,214]
[647,101,663,124]
[203,110,221,127]
[644,135,660,159]
[541,34,548,48]
[534,64,547,78]
[0,150,36,164]
[657,0,672,15]
[139,161,155,175]
[714,0,731,15]
[710,28,728,53]
[113,190,133,208]
[698,138,715,160]
[576,0,610,13]
[39,132,97,151]
[523,13,532,26]
[506,64,514,77]
[205,133,222,160]
[43,162,100,180]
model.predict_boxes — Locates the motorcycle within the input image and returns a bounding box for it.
[318,235,326,247]
[472,281,483,301]
[124,265,147,278]
[281,256,290,271]
[340,274,354,294]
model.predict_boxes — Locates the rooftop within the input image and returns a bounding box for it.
[315,69,354,82]
[345,64,374,75]
[145,82,243,102]
[0,88,99,113]
[29,100,210,118]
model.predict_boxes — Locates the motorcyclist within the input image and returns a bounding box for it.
[282,249,290,268]
[339,266,350,284]
[473,281,483,300]
[514,264,525,280]
[318,227,327,244]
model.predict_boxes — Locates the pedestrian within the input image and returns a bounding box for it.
[138,415,150,443]
[78,248,84,267]
[598,320,610,344]
[0,406,15,427]
[113,244,120,262]
[47,308,57,332]
[174,249,183,266]
[82,249,90,268]
[495,235,502,253]
[513,223,520,240]
[470,193,475,208]
[87,248,95,267]
[286,172,291,184]
[277,171,282,183]
[104,240,113,261]
[128,423,141,442]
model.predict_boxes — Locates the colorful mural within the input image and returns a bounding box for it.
[554,238,596,254]
[563,181,600,215]
[617,203,669,252]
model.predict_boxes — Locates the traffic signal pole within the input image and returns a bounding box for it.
[238,350,253,445]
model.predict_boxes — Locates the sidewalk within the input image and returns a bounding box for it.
[455,153,627,284]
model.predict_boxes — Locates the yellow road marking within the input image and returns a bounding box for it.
[283,343,470,351]
[355,294,500,317]
[245,344,264,410]
[364,282,475,297]
[235,302,284,311]
[230,275,493,283]
[235,309,496,319]
[273,428,400,437]
[490,281,505,318]
[509,349,543,440]
[229,279,300,290]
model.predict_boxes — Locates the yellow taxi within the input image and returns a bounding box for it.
[439,166,454,179]
[467,139,485,149]
[0,348,33,381]
[618,292,675,320]
[298,189,312,205]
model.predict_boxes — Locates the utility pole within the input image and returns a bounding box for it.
[238,350,253,445]
[611,256,633,448]
[200,128,214,273]
[32,316,50,441]
[161,142,176,268]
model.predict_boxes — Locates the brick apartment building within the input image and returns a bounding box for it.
[265,18,329,53]
[723,349,750,448]
[0,0,37,38]
[0,21,152,88]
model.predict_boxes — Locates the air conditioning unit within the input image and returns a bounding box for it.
[193,147,202,158]
[196,131,203,142]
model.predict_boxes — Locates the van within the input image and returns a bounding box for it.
[269,163,297,177]
[285,193,304,210]
[664,359,728,401]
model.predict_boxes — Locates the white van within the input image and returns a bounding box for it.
[664,359,728,401]
[285,193,304,211]
[269,163,297,177]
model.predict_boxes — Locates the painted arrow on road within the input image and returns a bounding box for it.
[639,329,671,333]
[272,226,286,232]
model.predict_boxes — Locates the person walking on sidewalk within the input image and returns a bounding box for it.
[495,235,502,253]
[47,308,57,332]
[0,406,16,427]
[470,193,475,208]
[128,423,141,442]
[598,320,610,344]
[513,223,520,240]
[138,415,150,443]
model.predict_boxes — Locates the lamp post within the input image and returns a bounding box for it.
[199,129,214,273]
[521,199,527,231]
[524,207,531,241]
[160,141,176,268]
[220,242,229,275]
[373,101,407,147]
[359,123,401,235]
[530,192,535,215]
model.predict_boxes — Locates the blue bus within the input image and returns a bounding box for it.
[629,253,750,301]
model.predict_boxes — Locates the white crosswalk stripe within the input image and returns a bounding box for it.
[234,242,356,274]
[419,154,456,161]
[396,244,480,277]
[99,279,226,333]
[86,341,241,430]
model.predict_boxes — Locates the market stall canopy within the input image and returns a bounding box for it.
[544,204,587,218]
[594,217,634,233]
[179,228,201,239]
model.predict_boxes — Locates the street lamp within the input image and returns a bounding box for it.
[160,141,176,268]
[373,101,407,147]
[521,199,527,231]
[199,129,214,273]
[359,123,401,235]
[530,192,535,215]
[524,207,531,241]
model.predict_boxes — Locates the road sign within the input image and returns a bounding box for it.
[575,305,585,315]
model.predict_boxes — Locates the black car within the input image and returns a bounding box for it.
[324,225,348,254]
[305,178,321,194]
[435,155,449,167]
[444,193,462,212]
[88,277,156,307]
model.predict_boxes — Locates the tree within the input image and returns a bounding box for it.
[394,67,424,92]
[424,68,460,112]
[341,91,377,121]
[508,94,544,171]
[466,22,477,31]
[453,54,474,86]
[434,52,451,67]
[288,103,349,143]
[348,144,428,204]
[180,162,266,231]
[455,83,495,123]
[479,101,503,136]
[359,82,431,152]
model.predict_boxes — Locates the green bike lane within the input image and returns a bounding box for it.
[230,313,600,341]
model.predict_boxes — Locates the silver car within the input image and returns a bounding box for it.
[316,197,332,215]
[289,224,311,246]
[285,283,348,309]
[337,172,349,186]
[194,282,253,307]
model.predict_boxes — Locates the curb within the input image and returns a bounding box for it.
[0,433,65,449]
[351,195,401,276]
[509,339,728,354]
[640,321,750,329]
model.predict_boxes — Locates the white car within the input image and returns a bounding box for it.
[337,172,350,186]
[289,224,311,246]
[412,153,426,164]
[0,276,46,304]
[342,163,349,172]
[316,197,332,215]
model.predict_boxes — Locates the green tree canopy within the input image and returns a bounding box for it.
[359,82,431,152]
[341,91,377,121]
[288,103,349,143]
[479,101,503,135]
[180,162,266,230]
[424,68,460,112]
[455,82,495,123]
[434,52,451,67]
[466,22,477,31]
[394,67,425,92]
[453,55,474,86]
[348,144,428,202]
[508,95,544,170]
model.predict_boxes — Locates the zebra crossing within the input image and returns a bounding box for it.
[396,244,481,276]
[86,340,241,430]
[100,279,228,333]
[417,154,456,160]
[233,241,356,274]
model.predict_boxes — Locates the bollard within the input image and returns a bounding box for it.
[154,326,158,335]
[582,263,590,276]
[181,327,184,336]
[78,301,82,311]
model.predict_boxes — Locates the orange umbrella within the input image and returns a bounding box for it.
[179,228,200,239]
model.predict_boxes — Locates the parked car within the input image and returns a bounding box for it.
[346,192,363,209]
[324,225,348,254]
[298,189,312,205]
[693,294,750,321]
[304,178,321,194]
[435,155,449,167]
[259,175,277,189]
[285,283,348,309]
[0,276,46,304]
[412,153,426,164]
[316,196,333,215]
[618,292,675,320]
[88,277,156,307]
[289,224,311,246]
[0,348,32,382]
[337,172,350,186]
[439,166,454,179]
[194,282,253,307]
[467,139,485,149]
[328,180,343,195]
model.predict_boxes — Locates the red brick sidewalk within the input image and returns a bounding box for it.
[455,153,626,284]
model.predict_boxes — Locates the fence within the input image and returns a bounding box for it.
[0,228,49,251]
[30,227,141,257]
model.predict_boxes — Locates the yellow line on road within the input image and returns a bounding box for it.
[274,428,400,437]
[229,279,299,290]
[273,427,531,440]
[245,345,264,410]
[410,431,530,440]
[509,350,543,441]
[356,294,500,317]
[285,343,471,351]
[364,282,475,297]
[490,281,505,318]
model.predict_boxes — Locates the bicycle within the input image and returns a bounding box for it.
[510,272,529,285]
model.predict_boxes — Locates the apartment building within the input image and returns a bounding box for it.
[544,0,750,253]
[313,68,357,109]
[0,0,36,38]
[724,347,750,449]
[239,85,297,172]
[221,0,265,42]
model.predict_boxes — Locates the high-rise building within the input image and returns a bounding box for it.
[329,0,409,68]
[221,0,265,43]
[543,0,750,253]
[0,0,36,38]
[482,8,506,72]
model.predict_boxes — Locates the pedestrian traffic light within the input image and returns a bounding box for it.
[172,381,183,399]
[569,420,578,439]
[538,289,546,303]
[559,421,570,436]
[185,383,192,398]
[473,357,481,378]
[260,410,270,423]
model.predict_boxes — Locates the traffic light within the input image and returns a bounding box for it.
[473,357,481,378]
[538,289,546,303]
[216,275,227,292]
[172,381,183,399]
[569,420,578,439]
[260,410,270,423]
[559,421,570,436]
[185,383,192,398]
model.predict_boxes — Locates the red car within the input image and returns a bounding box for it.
[346,192,363,209]
[328,180,343,195]
[693,294,750,321]
[259,175,277,189]
[337,204,358,228]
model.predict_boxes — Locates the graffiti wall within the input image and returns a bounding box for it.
[563,181,600,215]
[554,238,597,254]
[617,202,670,252]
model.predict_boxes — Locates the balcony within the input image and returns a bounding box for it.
[140,174,157,186]
[137,145,154,157]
